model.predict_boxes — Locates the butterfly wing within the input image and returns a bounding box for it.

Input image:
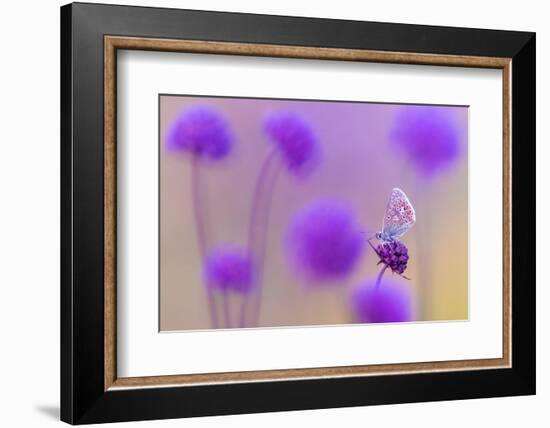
[382,188,416,239]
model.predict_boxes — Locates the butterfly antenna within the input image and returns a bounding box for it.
[366,238,377,251]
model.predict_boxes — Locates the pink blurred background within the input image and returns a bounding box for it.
[159,95,468,331]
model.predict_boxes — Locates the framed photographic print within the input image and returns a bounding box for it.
[60,2,536,424]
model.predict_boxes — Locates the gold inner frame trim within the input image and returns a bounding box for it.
[104,35,512,391]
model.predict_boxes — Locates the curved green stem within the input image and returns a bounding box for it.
[239,149,280,328]
[191,156,219,329]
[375,265,388,289]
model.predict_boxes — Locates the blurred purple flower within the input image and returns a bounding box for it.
[264,112,320,177]
[374,240,409,275]
[286,200,363,282]
[204,245,256,294]
[166,106,234,160]
[390,106,461,177]
[350,278,413,323]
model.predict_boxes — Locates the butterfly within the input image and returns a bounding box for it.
[375,188,416,242]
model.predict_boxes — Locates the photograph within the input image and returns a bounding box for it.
[159,95,469,331]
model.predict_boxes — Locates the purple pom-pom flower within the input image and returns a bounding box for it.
[204,245,256,294]
[166,106,234,160]
[264,112,320,177]
[390,106,461,178]
[374,240,409,275]
[350,278,413,323]
[286,200,363,283]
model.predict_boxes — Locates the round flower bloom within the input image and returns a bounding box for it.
[166,106,234,160]
[375,240,409,275]
[264,112,320,177]
[390,106,461,178]
[286,200,363,282]
[204,245,256,293]
[350,278,413,323]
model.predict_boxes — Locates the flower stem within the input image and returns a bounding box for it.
[239,149,280,328]
[223,292,232,328]
[375,265,388,289]
[190,156,219,329]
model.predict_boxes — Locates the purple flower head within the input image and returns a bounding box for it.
[204,245,256,294]
[350,278,413,323]
[166,106,234,161]
[286,200,363,283]
[390,106,462,178]
[375,240,409,275]
[264,112,320,177]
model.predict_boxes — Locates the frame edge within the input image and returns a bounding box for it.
[510,32,536,394]
[60,2,74,425]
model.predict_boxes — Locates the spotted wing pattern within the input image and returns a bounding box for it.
[382,188,416,240]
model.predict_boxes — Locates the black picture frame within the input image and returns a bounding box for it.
[61,2,535,424]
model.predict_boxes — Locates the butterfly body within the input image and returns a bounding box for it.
[377,188,415,242]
